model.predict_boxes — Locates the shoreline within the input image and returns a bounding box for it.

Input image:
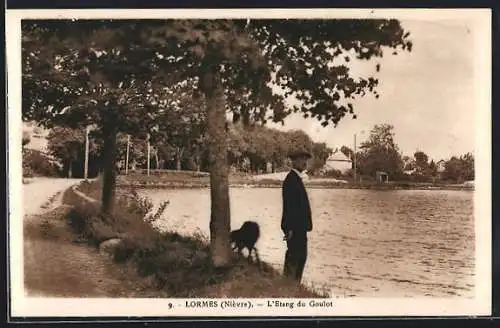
[115,171,474,191]
[117,181,474,191]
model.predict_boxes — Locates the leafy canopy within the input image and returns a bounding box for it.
[23,19,411,135]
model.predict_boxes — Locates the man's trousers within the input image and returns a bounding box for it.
[283,233,308,282]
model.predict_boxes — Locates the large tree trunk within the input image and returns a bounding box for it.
[200,63,231,267]
[101,125,118,215]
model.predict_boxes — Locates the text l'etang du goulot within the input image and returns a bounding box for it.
[184,299,334,310]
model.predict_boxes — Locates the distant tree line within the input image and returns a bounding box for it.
[40,121,334,178]
[29,120,473,184]
[338,123,474,184]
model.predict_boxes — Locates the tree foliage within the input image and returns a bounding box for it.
[340,145,354,161]
[226,124,333,174]
[309,142,334,175]
[22,19,411,266]
[47,126,102,178]
[413,151,429,173]
[357,124,404,178]
[442,153,474,183]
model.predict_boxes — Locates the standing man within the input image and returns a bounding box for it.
[281,150,313,283]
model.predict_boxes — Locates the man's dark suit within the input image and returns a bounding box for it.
[281,170,312,282]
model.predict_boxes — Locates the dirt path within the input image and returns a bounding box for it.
[23,179,168,298]
[24,234,164,298]
[23,178,84,217]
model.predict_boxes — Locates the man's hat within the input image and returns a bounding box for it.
[288,150,312,159]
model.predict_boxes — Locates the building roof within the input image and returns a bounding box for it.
[327,150,351,162]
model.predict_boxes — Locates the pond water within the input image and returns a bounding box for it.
[140,187,475,298]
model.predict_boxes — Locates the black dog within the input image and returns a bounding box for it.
[230,221,260,263]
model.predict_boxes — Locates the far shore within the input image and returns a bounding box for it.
[116,172,474,191]
[117,183,474,191]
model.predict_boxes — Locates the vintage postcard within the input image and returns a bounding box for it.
[6,8,492,319]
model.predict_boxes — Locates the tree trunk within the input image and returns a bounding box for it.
[175,158,181,171]
[176,149,182,171]
[200,63,231,267]
[154,151,160,170]
[249,157,254,174]
[101,125,118,215]
[68,159,73,178]
[196,155,201,172]
[193,152,201,172]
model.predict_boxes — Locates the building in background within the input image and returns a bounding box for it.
[436,159,446,173]
[322,149,352,174]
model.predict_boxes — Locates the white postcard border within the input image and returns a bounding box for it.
[6,8,492,318]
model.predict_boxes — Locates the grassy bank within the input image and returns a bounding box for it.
[60,180,325,298]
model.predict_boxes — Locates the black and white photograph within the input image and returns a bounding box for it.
[7,8,491,318]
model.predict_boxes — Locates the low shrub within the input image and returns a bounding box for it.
[67,203,117,246]
[321,169,343,179]
[76,178,102,200]
[23,163,34,178]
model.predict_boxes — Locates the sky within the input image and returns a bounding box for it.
[268,19,477,162]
